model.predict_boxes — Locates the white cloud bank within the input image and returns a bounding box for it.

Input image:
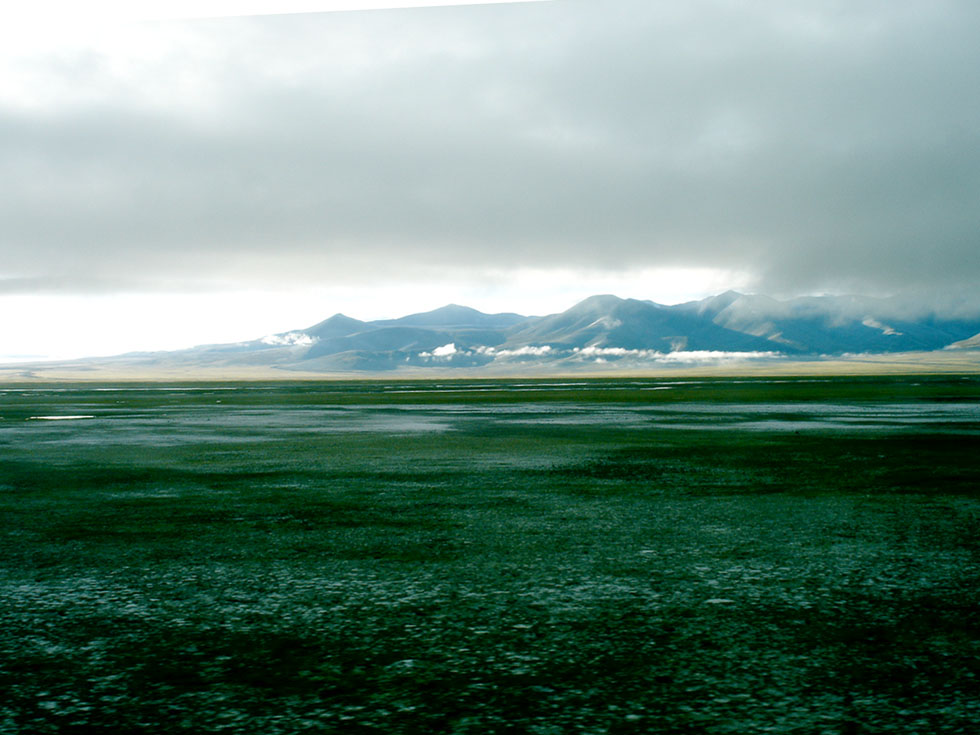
[476,345,553,357]
[419,343,779,365]
[260,331,315,346]
[573,346,779,364]
[648,350,779,365]
[419,343,459,358]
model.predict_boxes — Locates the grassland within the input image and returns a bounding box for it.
[1,376,979,733]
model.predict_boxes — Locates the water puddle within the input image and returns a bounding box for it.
[27,415,95,421]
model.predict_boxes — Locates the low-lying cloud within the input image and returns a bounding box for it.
[421,343,779,365]
[476,345,553,357]
[419,343,459,358]
[260,332,315,346]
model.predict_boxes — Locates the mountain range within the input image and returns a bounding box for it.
[119,291,980,373]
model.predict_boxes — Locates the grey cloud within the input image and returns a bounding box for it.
[2,0,979,307]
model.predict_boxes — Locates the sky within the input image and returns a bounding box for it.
[2,0,979,360]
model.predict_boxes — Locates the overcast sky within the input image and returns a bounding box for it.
[2,0,979,359]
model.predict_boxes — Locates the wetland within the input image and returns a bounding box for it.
[1,376,979,733]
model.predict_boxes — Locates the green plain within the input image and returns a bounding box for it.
[1,376,978,733]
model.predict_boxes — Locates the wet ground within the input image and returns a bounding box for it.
[1,376,979,733]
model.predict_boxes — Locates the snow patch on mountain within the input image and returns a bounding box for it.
[861,318,902,336]
[587,316,623,330]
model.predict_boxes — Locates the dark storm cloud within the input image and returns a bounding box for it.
[2,0,979,307]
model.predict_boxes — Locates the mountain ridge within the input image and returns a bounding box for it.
[15,292,980,374]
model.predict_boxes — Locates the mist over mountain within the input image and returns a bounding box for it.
[76,291,980,374]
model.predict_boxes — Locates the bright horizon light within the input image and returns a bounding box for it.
[0,267,752,362]
[2,0,550,25]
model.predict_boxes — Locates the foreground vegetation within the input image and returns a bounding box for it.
[1,376,979,733]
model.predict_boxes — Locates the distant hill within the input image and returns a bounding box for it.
[19,292,980,374]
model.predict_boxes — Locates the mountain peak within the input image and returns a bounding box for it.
[567,294,625,313]
[310,312,363,326]
[304,313,366,340]
[423,304,484,317]
[701,290,744,310]
[380,304,526,330]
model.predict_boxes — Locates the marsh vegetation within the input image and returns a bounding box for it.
[1,377,979,733]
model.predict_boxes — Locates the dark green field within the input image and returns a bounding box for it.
[2,376,979,733]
